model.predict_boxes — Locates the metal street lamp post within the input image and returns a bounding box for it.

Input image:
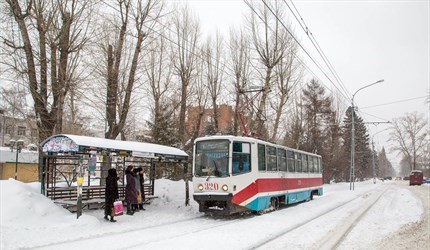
[350,79,384,190]
[10,139,24,180]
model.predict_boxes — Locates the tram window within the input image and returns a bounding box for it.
[278,148,287,172]
[313,157,317,173]
[296,153,302,172]
[314,157,321,173]
[317,158,322,173]
[266,146,277,171]
[308,157,314,173]
[258,144,266,171]
[287,150,295,172]
[313,157,318,173]
[232,142,251,175]
[194,140,229,177]
[302,155,308,173]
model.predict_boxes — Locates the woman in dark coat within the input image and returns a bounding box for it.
[137,167,146,210]
[104,168,119,222]
[125,165,137,215]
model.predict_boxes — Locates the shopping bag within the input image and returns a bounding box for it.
[137,193,142,203]
[113,201,123,216]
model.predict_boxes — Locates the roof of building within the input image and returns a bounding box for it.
[40,134,188,160]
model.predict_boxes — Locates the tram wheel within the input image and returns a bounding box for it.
[271,197,280,210]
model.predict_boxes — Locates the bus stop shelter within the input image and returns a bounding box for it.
[40,134,189,217]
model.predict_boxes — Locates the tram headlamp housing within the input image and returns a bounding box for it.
[198,184,204,191]
[222,184,228,192]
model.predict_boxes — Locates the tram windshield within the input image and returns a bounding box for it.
[194,140,229,177]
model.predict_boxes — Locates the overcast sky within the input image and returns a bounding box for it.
[182,0,430,169]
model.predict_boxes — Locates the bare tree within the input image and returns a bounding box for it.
[269,41,301,142]
[185,54,208,151]
[143,31,178,144]
[103,0,163,140]
[228,28,251,136]
[2,0,93,142]
[284,98,305,149]
[389,112,428,171]
[248,1,289,137]
[204,32,224,132]
[171,4,200,143]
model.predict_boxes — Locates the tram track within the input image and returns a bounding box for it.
[28,215,205,249]
[28,186,389,250]
[249,186,389,250]
[29,214,240,249]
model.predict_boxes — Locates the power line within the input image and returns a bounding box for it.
[255,0,351,106]
[286,0,351,100]
[279,1,392,128]
[360,95,428,109]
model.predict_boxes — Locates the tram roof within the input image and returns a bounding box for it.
[40,134,188,160]
[195,135,321,157]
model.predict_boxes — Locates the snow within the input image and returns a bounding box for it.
[0,178,426,250]
[41,134,188,158]
[0,147,39,163]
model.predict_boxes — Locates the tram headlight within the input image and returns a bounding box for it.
[221,184,228,192]
[198,184,204,191]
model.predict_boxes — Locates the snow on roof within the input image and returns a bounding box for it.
[40,134,188,160]
[0,147,39,164]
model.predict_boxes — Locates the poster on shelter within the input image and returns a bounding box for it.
[88,155,97,173]
[42,136,79,153]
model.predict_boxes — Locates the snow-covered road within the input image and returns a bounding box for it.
[1,179,428,250]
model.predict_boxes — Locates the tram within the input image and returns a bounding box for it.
[192,135,323,215]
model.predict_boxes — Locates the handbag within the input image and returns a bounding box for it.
[113,201,123,216]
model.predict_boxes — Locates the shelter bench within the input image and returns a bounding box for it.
[48,184,157,212]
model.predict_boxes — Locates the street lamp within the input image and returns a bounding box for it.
[350,79,384,190]
[10,139,24,180]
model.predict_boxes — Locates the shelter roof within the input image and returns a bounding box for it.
[40,134,188,160]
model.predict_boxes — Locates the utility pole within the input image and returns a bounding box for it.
[350,79,384,190]
[372,140,376,184]
[367,124,390,184]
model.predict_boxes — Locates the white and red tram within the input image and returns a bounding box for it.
[192,135,323,215]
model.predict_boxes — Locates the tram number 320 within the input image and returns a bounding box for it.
[204,182,219,190]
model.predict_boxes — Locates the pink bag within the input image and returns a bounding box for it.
[113,201,123,216]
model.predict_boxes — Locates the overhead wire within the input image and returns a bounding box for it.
[254,0,351,107]
[276,0,393,126]
[360,95,428,109]
[286,0,351,100]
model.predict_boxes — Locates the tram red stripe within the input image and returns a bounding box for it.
[231,178,323,205]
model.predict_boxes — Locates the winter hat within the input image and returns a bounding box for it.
[108,168,117,177]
